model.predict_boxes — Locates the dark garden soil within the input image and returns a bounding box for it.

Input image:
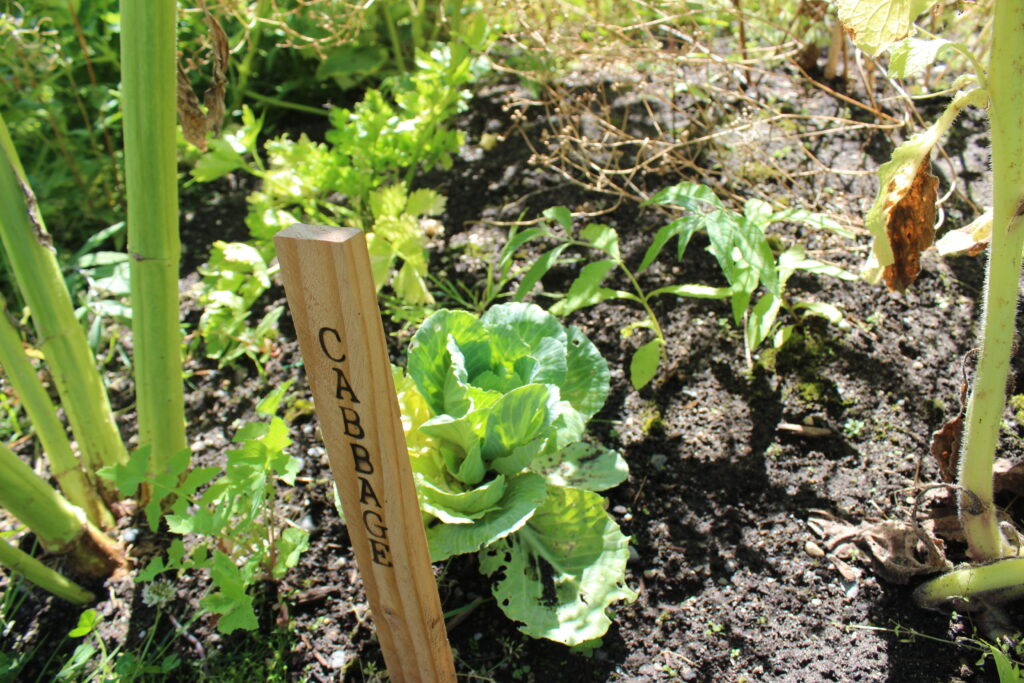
[4,56,1018,683]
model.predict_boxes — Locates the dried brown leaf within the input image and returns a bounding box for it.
[176,63,207,151]
[881,160,938,291]
[202,7,229,135]
[929,412,963,483]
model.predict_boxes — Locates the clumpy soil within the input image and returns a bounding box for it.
[3,58,1018,682]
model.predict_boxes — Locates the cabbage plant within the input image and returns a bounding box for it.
[396,302,636,645]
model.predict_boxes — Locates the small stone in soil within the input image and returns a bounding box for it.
[328,650,348,669]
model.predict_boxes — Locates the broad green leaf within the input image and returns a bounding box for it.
[629,339,663,390]
[549,260,619,317]
[191,139,247,182]
[69,609,100,638]
[835,0,939,57]
[772,324,796,349]
[418,474,508,522]
[365,233,398,292]
[561,326,610,420]
[491,437,545,477]
[769,208,856,240]
[579,223,620,260]
[479,487,635,645]
[534,442,628,492]
[500,227,548,273]
[480,302,565,365]
[481,384,558,461]
[393,261,434,305]
[888,37,952,78]
[513,336,568,387]
[256,380,294,416]
[408,309,486,414]
[426,472,547,561]
[543,206,574,231]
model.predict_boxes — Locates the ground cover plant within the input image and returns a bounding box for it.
[1,0,1024,680]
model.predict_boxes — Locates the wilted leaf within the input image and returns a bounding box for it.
[807,511,951,584]
[861,89,987,286]
[177,63,207,150]
[934,208,992,256]
[203,7,229,135]
[880,159,939,292]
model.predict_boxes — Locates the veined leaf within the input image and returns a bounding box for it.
[534,442,628,492]
[579,223,620,260]
[562,326,611,420]
[645,182,724,211]
[629,339,663,390]
[888,37,953,78]
[418,474,508,523]
[835,0,939,57]
[481,384,559,461]
[407,309,487,414]
[479,487,636,645]
[549,260,619,317]
[426,472,547,561]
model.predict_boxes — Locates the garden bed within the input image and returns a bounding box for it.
[3,42,1014,683]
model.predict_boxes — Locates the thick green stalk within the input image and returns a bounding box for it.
[0,300,113,529]
[0,537,94,604]
[120,0,187,483]
[0,115,128,483]
[957,0,1024,561]
[0,443,124,579]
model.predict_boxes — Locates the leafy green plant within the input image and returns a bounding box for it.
[194,240,283,372]
[518,191,853,387]
[99,383,309,634]
[396,302,635,645]
[642,184,857,369]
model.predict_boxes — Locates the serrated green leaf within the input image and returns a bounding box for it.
[271,527,309,579]
[835,0,939,57]
[888,37,952,77]
[645,182,723,211]
[479,487,635,645]
[629,339,663,390]
[97,445,152,498]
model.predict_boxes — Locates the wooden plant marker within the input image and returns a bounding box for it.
[275,224,455,682]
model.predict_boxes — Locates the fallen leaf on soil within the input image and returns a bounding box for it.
[807,511,951,584]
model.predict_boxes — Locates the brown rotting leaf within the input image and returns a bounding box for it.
[881,160,939,291]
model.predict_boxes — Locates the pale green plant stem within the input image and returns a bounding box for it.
[957,0,1024,561]
[915,556,1024,609]
[0,442,123,579]
[0,299,113,529]
[0,537,94,604]
[232,0,272,114]
[0,115,128,485]
[120,0,187,486]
